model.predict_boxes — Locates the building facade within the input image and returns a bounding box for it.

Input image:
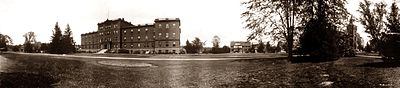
[230,41,251,53]
[81,18,181,54]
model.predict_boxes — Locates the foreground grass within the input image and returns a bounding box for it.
[0,53,399,87]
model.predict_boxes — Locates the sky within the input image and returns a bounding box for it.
[0,0,249,47]
[0,0,394,47]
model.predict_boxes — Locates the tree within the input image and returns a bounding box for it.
[257,42,265,53]
[358,0,387,52]
[386,1,400,33]
[221,46,231,53]
[381,1,400,59]
[242,0,348,58]
[23,32,36,53]
[49,22,63,54]
[61,24,76,53]
[183,40,195,54]
[242,0,299,58]
[11,45,21,52]
[39,43,49,53]
[298,0,348,58]
[364,42,372,53]
[192,37,204,53]
[0,33,12,51]
[356,33,364,51]
[211,35,220,48]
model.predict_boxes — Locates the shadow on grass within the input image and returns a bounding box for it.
[289,56,338,63]
[0,72,58,88]
[358,58,400,68]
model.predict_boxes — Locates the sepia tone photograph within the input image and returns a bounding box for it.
[0,0,400,87]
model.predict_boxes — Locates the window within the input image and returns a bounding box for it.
[145,28,148,31]
[124,44,126,48]
[131,44,133,48]
[131,37,133,39]
[124,37,126,41]
[131,29,134,32]
[173,42,176,47]
[158,24,162,27]
[159,33,162,37]
[166,33,169,38]
[173,24,176,26]
[166,24,169,28]
[153,35,155,38]
[124,30,126,33]
[145,36,148,39]
[138,44,141,47]
[138,29,141,32]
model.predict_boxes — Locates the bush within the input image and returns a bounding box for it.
[381,33,400,59]
[210,46,230,54]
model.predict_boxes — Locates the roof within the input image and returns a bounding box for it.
[154,18,180,22]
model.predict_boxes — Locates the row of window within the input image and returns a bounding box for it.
[158,23,177,28]
[83,42,178,49]
[121,42,177,48]
[99,24,118,30]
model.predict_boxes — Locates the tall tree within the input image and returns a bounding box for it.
[242,0,299,58]
[298,0,349,58]
[381,1,400,59]
[49,22,63,54]
[386,1,400,33]
[211,35,220,48]
[242,0,348,58]
[62,24,76,53]
[0,33,12,51]
[358,0,387,52]
[23,32,36,53]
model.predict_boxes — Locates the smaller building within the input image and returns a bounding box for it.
[230,41,251,53]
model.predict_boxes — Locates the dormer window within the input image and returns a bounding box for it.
[166,24,169,28]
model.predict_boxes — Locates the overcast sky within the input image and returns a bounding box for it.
[0,0,249,47]
[0,0,394,47]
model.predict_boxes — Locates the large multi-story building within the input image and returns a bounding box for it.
[230,41,251,53]
[81,18,181,54]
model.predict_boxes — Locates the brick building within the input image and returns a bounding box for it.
[81,18,181,54]
[230,41,251,53]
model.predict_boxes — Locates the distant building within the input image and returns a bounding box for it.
[81,18,181,54]
[230,41,251,53]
